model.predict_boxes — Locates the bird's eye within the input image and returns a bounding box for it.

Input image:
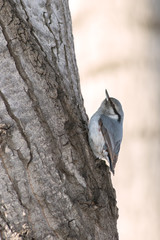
[105,99,108,105]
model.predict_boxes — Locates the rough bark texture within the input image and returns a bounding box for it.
[0,1,118,239]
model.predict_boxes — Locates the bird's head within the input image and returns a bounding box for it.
[100,89,124,122]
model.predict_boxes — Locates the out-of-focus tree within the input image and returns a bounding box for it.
[70,1,160,240]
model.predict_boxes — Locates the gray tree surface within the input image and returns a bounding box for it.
[0,1,118,239]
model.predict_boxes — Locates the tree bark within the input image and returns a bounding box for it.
[0,1,118,239]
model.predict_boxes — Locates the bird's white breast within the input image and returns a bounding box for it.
[88,114,105,159]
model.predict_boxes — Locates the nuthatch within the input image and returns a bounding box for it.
[88,89,124,174]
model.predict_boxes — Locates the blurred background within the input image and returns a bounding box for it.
[69,0,160,239]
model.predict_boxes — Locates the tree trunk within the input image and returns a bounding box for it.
[0,1,118,239]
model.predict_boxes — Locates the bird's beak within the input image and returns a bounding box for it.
[105,89,110,101]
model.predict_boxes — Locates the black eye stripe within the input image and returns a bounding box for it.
[110,100,121,122]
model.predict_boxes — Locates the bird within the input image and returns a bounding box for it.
[88,89,124,174]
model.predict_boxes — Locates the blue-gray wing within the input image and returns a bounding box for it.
[99,114,123,173]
